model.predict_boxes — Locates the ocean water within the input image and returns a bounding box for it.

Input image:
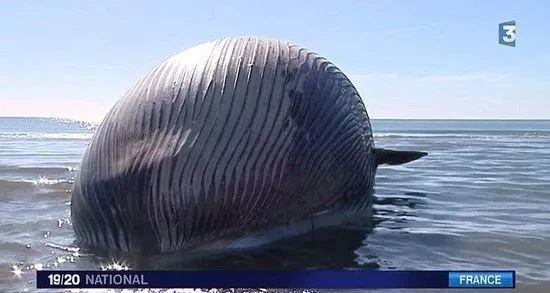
[0,117,549,292]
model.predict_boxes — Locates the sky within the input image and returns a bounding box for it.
[0,0,549,122]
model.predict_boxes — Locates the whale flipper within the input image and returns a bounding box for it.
[375,148,428,166]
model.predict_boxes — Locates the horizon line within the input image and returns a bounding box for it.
[1,116,549,122]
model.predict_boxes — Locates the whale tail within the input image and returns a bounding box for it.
[374,148,428,166]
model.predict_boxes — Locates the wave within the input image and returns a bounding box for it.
[0,165,77,173]
[0,132,94,140]
[0,166,78,183]
[373,132,550,139]
[0,178,73,193]
[26,177,72,185]
[49,117,98,129]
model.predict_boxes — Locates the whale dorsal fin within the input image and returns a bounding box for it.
[375,148,428,166]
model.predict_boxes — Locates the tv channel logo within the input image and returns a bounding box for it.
[499,21,516,47]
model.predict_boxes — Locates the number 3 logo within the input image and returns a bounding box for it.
[502,25,516,43]
[499,21,516,47]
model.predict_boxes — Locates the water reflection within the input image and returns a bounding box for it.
[372,189,427,228]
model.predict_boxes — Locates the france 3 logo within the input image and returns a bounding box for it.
[499,21,516,47]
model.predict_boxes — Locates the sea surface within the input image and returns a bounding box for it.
[0,117,549,292]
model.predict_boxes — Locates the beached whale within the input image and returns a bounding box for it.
[71,37,427,254]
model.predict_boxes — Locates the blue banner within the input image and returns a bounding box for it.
[36,270,515,289]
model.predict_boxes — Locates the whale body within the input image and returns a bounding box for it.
[71,37,427,254]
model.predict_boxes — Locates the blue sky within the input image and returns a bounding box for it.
[1,0,548,121]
